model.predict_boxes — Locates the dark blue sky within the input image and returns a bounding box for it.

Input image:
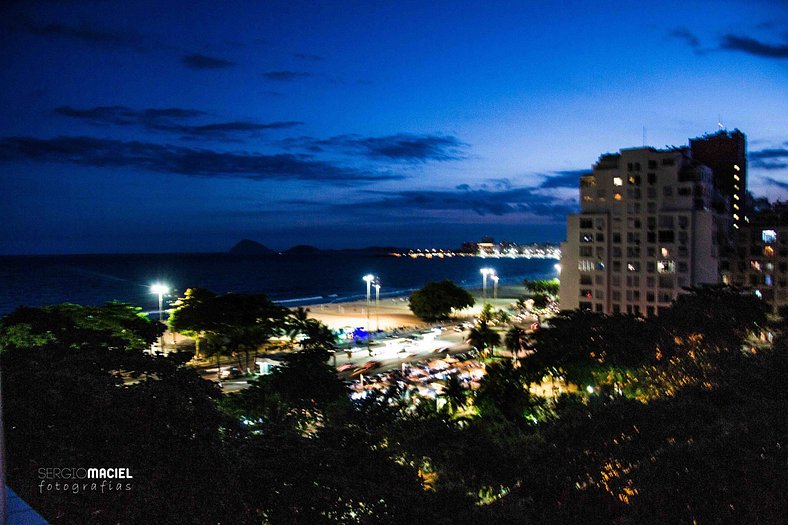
[1,0,786,254]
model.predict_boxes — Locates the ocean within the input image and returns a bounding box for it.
[0,252,559,315]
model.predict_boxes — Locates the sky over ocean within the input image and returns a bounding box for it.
[1,0,786,254]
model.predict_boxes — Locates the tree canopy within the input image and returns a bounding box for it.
[408,280,474,321]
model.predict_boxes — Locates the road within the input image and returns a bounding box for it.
[196,327,473,393]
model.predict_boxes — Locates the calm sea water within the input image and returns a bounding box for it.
[0,253,558,315]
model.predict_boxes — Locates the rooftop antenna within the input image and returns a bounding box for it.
[717,114,725,130]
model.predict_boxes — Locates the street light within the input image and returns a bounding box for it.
[480,268,494,300]
[150,283,169,353]
[363,274,375,355]
[373,279,381,331]
[491,274,499,300]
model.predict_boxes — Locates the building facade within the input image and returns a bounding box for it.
[730,203,788,311]
[560,146,728,316]
[690,129,747,231]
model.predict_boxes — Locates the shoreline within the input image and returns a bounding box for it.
[297,284,528,331]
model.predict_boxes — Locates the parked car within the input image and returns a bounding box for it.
[220,367,243,379]
[336,363,355,372]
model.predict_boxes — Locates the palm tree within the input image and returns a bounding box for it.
[495,310,511,325]
[440,374,467,415]
[467,321,501,358]
[283,307,312,345]
[504,326,529,358]
[478,303,496,324]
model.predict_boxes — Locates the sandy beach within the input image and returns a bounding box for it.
[300,285,527,331]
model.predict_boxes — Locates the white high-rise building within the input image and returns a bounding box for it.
[560,146,727,316]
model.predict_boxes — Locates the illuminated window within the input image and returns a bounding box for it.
[734,164,740,171]
[578,259,595,272]
[661,247,670,257]
[733,194,739,200]
[764,246,774,257]
[614,193,622,201]
[583,195,593,201]
[733,203,739,210]
[613,177,623,186]
[750,260,761,272]
[733,213,739,220]
[734,174,740,181]
[657,260,675,273]
[762,229,777,243]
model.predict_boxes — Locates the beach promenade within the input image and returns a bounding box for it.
[301,285,527,331]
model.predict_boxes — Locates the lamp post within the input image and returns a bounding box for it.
[363,274,375,355]
[492,274,499,300]
[150,283,169,353]
[374,279,381,332]
[480,268,493,300]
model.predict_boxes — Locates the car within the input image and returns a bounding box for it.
[220,367,243,379]
[433,347,450,354]
[350,360,380,376]
[336,363,355,372]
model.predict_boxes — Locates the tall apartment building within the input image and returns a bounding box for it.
[730,203,788,311]
[560,146,728,316]
[690,129,747,231]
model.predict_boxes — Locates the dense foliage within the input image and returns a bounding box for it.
[408,280,474,321]
[523,278,560,297]
[1,287,782,524]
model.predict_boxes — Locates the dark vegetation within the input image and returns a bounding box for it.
[408,280,475,321]
[1,287,783,524]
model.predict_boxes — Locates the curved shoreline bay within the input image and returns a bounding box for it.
[0,252,558,314]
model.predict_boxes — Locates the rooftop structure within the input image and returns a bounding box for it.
[690,129,747,231]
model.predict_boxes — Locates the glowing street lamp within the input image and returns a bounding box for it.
[373,279,381,331]
[363,274,375,354]
[491,274,499,299]
[150,283,169,352]
[480,268,494,300]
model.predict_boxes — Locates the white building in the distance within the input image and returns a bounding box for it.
[560,146,729,316]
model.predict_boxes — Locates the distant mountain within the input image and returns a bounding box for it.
[228,239,276,254]
[283,244,321,255]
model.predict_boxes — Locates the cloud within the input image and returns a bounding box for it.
[262,70,314,81]
[53,105,301,140]
[348,184,576,219]
[182,54,236,69]
[0,136,400,184]
[750,147,788,170]
[763,177,788,190]
[282,133,468,162]
[22,19,148,51]
[670,27,701,48]
[538,169,589,189]
[719,34,788,58]
[293,53,324,61]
